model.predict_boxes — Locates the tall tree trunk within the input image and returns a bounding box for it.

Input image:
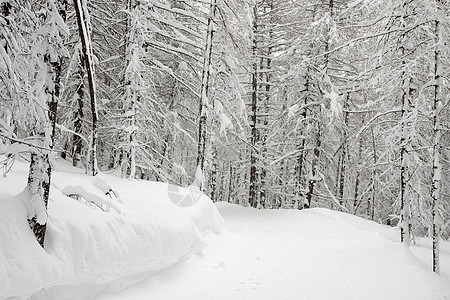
[72,53,84,167]
[248,4,258,208]
[353,135,363,214]
[337,93,350,207]
[122,0,140,180]
[400,88,411,246]
[28,0,66,248]
[259,50,270,208]
[399,0,412,245]
[227,164,234,203]
[306,126,321,208]
[369,126,377,220]
[277,158,284,209]
[209,143,218,202]
[305,0,333,209]
[431,0,442,273]
[160,84,178,179]
[74,0,98,176]
[295,74,309,209]
[195,0,217,191]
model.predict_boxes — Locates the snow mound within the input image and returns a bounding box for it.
[0,158,223,299]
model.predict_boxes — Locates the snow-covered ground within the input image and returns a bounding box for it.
[1,158,450,300]
[99,203,450,300]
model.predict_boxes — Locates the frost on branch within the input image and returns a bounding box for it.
[288,104,299,118]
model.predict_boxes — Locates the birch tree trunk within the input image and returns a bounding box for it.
[431,0,443,273]
[399,0,412,246]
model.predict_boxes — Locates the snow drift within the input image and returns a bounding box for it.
[0,158,223,299]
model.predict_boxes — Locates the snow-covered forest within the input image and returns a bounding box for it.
[1,0,450,298]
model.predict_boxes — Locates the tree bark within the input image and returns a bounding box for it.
[28,0,66,248]
[195,0,217,191]
[306,126,321,208]
[431,0,442,273]
[338,93,350,207]
[399,0,412,245]
[248,4,258,208]
[72,53,84,167]
[74,0,98,176]
[209,143,218,202]
[353,135,362,214]
[295,73,309,209]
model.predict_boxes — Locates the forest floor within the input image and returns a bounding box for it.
[99,203,450,300]
[1,157,450,300]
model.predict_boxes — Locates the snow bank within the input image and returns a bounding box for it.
[0,158,223,299]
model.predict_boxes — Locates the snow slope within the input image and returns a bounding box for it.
[100,203,450,300]
[0,158,223,300]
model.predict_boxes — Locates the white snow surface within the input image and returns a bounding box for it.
[0,158,223,299]
[1,158,450,300]
[99,204,450,300]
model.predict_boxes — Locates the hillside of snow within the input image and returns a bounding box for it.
[0,158,223,299]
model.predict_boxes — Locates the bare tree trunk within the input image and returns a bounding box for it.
[305,0,333,209]
[195,0,217,191]
[160,84,178,179]
[399,0,416,245]
[122,0,140,180]
[74,0,98,176]
[400,90,411,246]
[209,143,218,202]
[431,0,442,273]
[27,152,49,247]
[306,126,321,208]
[258,0,273,209]
[295,75,309,209]
[369,126,377,220]
[249,4,258,208]
[353,136,362,214]
[277,158,284,209]
[337,93,350,208]
[72,53,84,167]
[228,164,234,203]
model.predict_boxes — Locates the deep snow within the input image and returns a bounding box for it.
[98,203,450,300]
[1,158,450,300]
[0,157,222,299]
